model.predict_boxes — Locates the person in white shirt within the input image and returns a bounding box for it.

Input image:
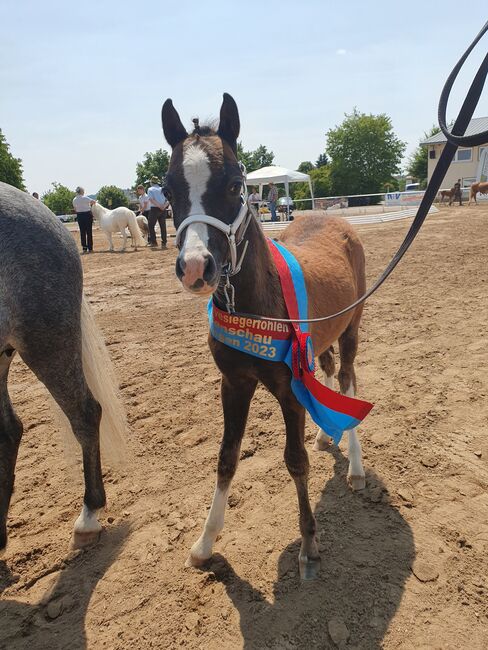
[136,185,150,217]
[72,186,95,253]
[248,186,261,218]
[147,176,169,248]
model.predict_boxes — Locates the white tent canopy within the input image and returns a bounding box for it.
[245,166,315,216]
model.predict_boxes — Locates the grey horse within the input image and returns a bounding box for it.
[0,182,126,555]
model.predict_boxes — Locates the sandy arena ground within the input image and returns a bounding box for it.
[2,204,488,649]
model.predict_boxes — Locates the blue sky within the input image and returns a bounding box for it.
[1,0,487,195]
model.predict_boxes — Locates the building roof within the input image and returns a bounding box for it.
[421,116,488,145]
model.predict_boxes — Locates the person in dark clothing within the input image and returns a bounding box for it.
[72,186,94,253]
[449,179,463,206]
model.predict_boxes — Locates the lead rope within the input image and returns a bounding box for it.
[228,21,488,324]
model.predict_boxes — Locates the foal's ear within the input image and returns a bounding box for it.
[161,99,188,148]
[218,93,240,154]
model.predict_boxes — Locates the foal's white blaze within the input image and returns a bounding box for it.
[180,143,213,294]
[187,484,230,566]
[313,372,334,451]
[345,383,366,490]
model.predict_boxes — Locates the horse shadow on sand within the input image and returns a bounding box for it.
[206,448,415,649]
[0,522,129,650]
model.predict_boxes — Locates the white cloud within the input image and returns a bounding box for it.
[336,48,347,56]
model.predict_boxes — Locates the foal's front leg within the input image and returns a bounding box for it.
[186,374,257,567]
[279,394,320,580]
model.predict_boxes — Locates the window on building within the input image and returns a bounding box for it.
[454,148,472,162]
[479,146,487,160]
[462,178,475,187]
[429,149,436,159]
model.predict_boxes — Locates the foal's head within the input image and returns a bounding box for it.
[162,93,244,295]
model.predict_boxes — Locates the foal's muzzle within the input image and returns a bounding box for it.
[175,251,218,294]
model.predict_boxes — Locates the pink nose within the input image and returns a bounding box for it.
[175,252,217,291]
[182,256,206,286]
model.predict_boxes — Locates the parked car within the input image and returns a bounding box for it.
[56,214,73,223]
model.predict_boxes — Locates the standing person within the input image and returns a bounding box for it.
[267,182,278,222]
[72,186,94,254]
[147,176,169,248]
[248,186,261,217]
[449,178,463,206]
[136,184,150,218]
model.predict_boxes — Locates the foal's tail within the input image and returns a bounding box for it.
[80,294,127,464]
[127,211,146,248]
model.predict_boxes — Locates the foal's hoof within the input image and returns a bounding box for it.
[185,552,212,568]
[299,553,321,580]
[313,430,332,452]
[71,530,101,549]
[348,474,366,491]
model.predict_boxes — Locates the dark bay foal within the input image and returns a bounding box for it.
[162,94,367,578]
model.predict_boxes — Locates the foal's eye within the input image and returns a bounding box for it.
[229,181,242,195]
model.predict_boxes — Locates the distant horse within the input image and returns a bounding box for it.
[438,189,453,203]
[469,181,488,204]
[91,202,146,251]
[162,93,368,578]
[0,183,126,554]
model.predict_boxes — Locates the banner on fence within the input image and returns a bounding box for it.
[385,191,425,206]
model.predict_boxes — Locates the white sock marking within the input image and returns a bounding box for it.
[344,383,365,479]
[73,504,102,534]
[189,484,230,563]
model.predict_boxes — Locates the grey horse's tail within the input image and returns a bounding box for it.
[80,294,127,464]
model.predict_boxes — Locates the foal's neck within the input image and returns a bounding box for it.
[220,216,285,317]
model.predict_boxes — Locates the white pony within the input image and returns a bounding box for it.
[91,202,146,251]
[136,214,149,239]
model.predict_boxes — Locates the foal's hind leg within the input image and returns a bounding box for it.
[338,325,365,491]
[187,375,257,567]
[313,346,335,451]
[0,350,23,555]
[21,346,106,548]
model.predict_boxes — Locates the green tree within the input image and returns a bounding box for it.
[326,109,405,195]
[407,125,441,187]
[134,149,170,187]
[315,153,329,168]
[293,166,332,205]
[0,129,25,190]
[42,182,76,215]
[237,143,274,173]
[96,185,128,209]
[297,161,314,173]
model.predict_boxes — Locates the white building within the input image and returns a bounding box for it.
[421,116,488,189]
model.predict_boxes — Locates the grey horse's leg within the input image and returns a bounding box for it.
[21,343,106,548]
[0,349,23,555]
